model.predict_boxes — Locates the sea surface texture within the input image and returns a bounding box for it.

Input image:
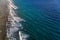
[13,0,60,40]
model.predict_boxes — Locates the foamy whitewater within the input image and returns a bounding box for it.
[7,0,29,40]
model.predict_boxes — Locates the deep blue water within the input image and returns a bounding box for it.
[14,0,60,40]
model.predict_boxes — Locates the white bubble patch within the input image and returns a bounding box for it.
[6,0,29,40]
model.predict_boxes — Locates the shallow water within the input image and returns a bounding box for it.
[14,0,60,40]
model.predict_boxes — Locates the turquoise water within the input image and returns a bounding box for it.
[14,0,60,40]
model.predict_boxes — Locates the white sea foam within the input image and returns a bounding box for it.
[7,0,29,40]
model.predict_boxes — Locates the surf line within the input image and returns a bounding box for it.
[7,0,24,40]
[7,0,29,40]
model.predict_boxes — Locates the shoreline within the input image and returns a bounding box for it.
[0,0,8,40]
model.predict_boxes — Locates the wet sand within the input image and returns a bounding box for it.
[0,0,8,40]
[0,13,8,40]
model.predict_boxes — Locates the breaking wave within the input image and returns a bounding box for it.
[7,0,29,40]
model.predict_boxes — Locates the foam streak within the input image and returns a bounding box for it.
[7,0,29,40]
[7,0,23,40]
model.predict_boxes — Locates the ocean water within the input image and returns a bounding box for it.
[14,0,60,40]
